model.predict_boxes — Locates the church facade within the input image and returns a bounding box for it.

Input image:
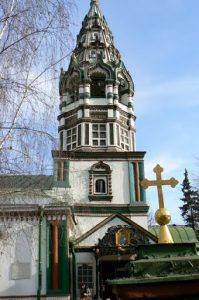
[2,1,195,300]
[54,0,152,297]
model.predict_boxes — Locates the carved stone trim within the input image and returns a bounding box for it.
[89,161,112,201]
[98,225,151,256]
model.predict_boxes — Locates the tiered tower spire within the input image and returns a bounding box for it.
[58,0,136,152]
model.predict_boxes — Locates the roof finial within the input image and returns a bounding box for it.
[90,0,99,6]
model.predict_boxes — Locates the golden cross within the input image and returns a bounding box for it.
[141,164,179,209]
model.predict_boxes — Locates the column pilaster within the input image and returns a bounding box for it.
[52,221,59,290]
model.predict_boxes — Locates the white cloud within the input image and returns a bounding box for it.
[135,75,199,115]
[144,154,184,178]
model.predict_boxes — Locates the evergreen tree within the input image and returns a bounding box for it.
[180,169,199,229]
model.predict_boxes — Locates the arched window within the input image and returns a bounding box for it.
[118,79,126,102]
[89,161,112,201]
[90,74,106,97]
[69,76,79,102]
[95,179,106,194]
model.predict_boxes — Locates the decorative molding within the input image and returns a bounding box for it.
[90,112,107,120]
[52,151,146,160]
[58,105,136,121]
[75,213,156,246]
[98,225,152,255]
[88,161,112,202]
[88,195,113,201]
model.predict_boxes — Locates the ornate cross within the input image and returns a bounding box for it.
[141,164,179,244]
[141,164,179,210]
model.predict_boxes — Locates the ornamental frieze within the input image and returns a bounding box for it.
[98,225,150,256]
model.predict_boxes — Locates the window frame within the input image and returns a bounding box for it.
[77,263,94,295]
[66,126,77,151]
[92,124,107,147]
[89,161,112,201]
[120,127,130,151]
[94,177,107,195]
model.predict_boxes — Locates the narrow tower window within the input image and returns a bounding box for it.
[66,127,77,150]
[92,124,106,146]
[90,74,106,97]
[120,127,129,151]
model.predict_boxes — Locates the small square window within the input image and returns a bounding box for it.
[93,140,98,146]
[67,145,71,151]
[67,137,71,143]
[100,125,106,131]
[100,140,106,146]
[100,132,106,138]
[92,125,98,131]
[93,132,98,138]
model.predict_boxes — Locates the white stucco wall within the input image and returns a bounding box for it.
[77,217,130,247]
[54,160,131,206]
[129,215,148,229]
[0,219,46,297]
[75,215,148,246]
[0,221,38,296]
[0,193,53,206]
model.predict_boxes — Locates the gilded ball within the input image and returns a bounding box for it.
[155,208,171,225]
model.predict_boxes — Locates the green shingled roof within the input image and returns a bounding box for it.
[0,175,53,190]
[149,225,198,243]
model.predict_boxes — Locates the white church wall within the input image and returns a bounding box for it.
[0,193,53,205]
[75,214,148,245]
[0,220,39,296]
[59,160,131,205]
[128,215,148,230]
[74,216,106,239]
[77,217,131,247]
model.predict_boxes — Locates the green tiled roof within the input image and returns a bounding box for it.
[0,175,53,190]
[149,225,198,243]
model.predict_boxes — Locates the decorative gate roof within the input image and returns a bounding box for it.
[98,224,156,256]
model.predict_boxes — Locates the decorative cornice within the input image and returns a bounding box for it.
[52,151,146,160]
[0,205,73,220]
[58,104,136,121]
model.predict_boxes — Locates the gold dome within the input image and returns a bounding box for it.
[155,208,171,226]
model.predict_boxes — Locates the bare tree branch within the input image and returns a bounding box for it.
[0,0,75,175]
[0,0,15,40]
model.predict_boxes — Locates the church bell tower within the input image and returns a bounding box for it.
[58,0,135,153]
[52,1,149,297]
[53,0,148,232]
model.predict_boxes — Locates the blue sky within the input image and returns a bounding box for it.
[71,0,199,223]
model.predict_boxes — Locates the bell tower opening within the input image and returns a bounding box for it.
[90,73,106,97]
